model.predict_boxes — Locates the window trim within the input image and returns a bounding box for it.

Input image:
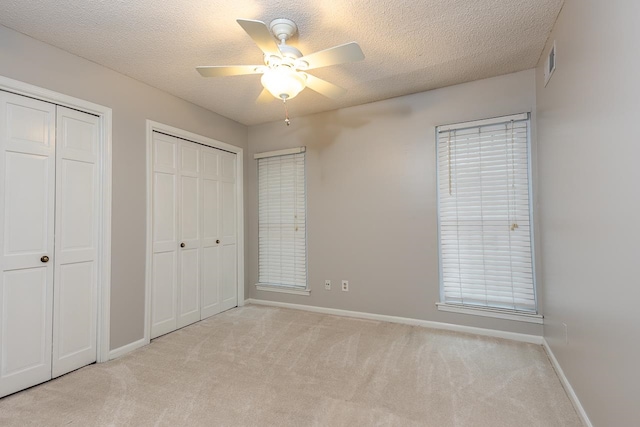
[435,113,539,318]
[254,146,306,159]
[437,113,529,133]
[255,147,309,293]
[255,284,311,296]
[436,303,543,324]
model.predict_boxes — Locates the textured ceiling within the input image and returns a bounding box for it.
[0,0,562,126]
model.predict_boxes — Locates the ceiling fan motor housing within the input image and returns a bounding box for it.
[269,18,297,43]
[278,44,303,60]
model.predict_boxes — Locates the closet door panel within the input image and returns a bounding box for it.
[178,172,199,325]
[203,149,219,177]
[201,147,221,318]
[151,251,177,337]
[177,142,200,328]
[52,107,99,378]
[3,152,50,269]
[4,99,54,154]
[0,93,55,398]
[220,152,237,311]
[221,181,237,245]
[151,133,179,338]
[202,149,220,248]
[153,133,178,254]
[180,176,199,241]
[54,262,94,369]
[58,160,95,254]
[221,152,235,182]
[154,137,177,169]
[202,179,220,244]
[201,246,220,318]
[178,248,199,326]
[1,270,50,392]
[221,244,237,306]
[153,172,177,252]
[181,144,199,174]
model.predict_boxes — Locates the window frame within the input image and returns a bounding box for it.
[435,113,542,323]
[254,147,309,295]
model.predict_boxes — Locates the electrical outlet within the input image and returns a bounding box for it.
[341,280,349,292]
[324,280,331,290]
[562,322,568,345]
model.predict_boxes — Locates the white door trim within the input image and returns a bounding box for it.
[0,75,113,363]
[145,120,244,345]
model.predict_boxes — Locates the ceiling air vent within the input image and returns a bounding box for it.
[544,41,556,87]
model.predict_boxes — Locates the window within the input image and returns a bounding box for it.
[255,147,308,294]
[436,114,539,320]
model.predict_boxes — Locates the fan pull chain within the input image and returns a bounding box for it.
[282,98,291,126]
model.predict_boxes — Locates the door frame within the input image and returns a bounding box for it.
[0,75,113,363]
[144,120,244,343]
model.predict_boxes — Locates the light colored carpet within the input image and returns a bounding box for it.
[0,305,582,426]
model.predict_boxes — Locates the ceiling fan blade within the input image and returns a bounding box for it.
[236,19,281,56]
[196,65,262,77]
[298,42,365,70]
[256,88,274,104]
[305,74,347,99]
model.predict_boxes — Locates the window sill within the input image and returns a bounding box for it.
[436,303,543,324]
[255,284,310,296]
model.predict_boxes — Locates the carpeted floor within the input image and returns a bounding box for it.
[0,305,582,426]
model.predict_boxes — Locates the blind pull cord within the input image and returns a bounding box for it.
[448,131,453,195]
[510,120,519,231]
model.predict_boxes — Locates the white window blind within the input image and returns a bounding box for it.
[437,114,536,313]
[257,151,307,288]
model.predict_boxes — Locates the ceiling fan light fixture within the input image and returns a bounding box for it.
[261,66,307,100]
[197,17,365,111]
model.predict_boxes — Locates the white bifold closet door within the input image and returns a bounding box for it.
[51,106,99,378]
[151,132,236,339]
[0,92,99,398]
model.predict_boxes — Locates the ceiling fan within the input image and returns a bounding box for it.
[196,18,365,109]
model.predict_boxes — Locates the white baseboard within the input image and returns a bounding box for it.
[245,298,544,345]
[543,340,592,427]
[108,337,149,360]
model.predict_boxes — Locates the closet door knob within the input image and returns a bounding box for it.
[216,239,220,244]
[41,255,49,263]
[180,242,185,248]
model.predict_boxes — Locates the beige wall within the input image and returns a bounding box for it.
[536,1,640,425]
[248,70,542,336]
[0,25,248,350]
